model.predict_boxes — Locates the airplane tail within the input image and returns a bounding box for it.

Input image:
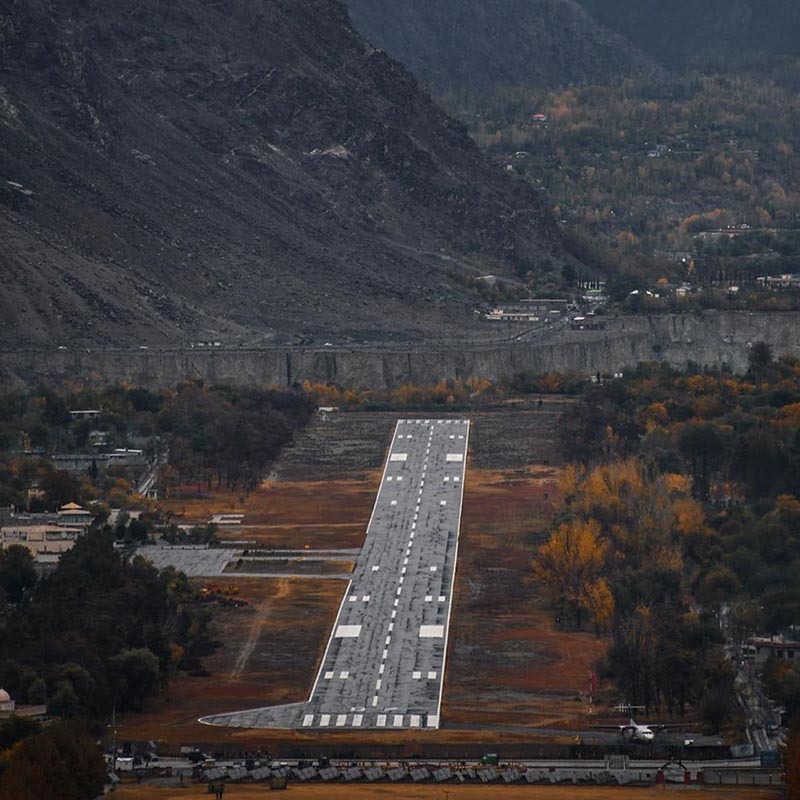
[614,702,646,716]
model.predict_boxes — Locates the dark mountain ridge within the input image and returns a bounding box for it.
[345,0,662,90]
[0,0,565,348]
[579,0,800,68]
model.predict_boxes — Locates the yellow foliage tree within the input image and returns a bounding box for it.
[672,497,710,536]
[557,458,695,574]
[663,473,693,495]
[533,519,607,626]
[585,577,615,635]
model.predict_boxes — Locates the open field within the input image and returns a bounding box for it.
[233,478,379,550]
[120,405,611,747]
[114,783,781,800]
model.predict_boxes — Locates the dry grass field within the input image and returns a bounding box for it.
[120,406,611,749]
[117,576,345,745]
[114,783,781,800]
[446,463,607,729]
[230,478,378,550]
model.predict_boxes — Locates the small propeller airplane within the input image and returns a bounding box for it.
[592,704,688,743]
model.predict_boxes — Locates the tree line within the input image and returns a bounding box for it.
[0,531,212,719]
[0,382,315,509]
[536,346,800,725]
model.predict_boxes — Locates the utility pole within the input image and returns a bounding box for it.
[111,701,117,775]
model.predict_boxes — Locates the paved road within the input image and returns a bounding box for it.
[201,418,470,730]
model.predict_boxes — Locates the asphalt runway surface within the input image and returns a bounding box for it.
[201,418,470,730]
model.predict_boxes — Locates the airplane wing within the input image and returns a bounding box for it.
[590,724,627,731]
[650,723,693,731]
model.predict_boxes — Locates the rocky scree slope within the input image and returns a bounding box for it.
[344,0,661,90]
[0,0,564,348]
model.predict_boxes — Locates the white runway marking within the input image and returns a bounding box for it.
[335,625,362,638]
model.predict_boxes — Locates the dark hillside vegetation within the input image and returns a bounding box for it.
[446,68,800,289]
[345,0,660,90]
[580,0,800,68]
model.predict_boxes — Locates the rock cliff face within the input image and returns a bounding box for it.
[0,0,564,349]
[2,312,798,391]
[345,0,661,89]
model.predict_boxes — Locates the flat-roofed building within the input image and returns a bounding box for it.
[0,524,82,570]
[745,635,800,665]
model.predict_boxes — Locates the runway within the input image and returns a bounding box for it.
[200,418,470,730]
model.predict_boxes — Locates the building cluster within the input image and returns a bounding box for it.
[484,298,571,323]
[744,634,800,666]
[756,274,800,291]
[50,448,147,477]
[0,502,93,571]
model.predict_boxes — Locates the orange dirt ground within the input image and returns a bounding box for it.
[114,783,781,800]
[122,411,609,748]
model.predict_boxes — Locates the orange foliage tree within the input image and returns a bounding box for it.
[533,518,610,628]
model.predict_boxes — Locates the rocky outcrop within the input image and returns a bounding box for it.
[2,312,798,390]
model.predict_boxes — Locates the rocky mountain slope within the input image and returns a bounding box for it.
[345,0,661,90]
[580,0,800,67]
[0,0,566,348]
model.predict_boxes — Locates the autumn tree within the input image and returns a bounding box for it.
[0,721,105,800]
[533,519,608,626]
[560,458,694,583]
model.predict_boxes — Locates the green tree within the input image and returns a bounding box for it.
[0,545,37,605]
[748,341,774,371]
[127,518,148,542]
[38,469,81,510]
[25,677,47,706]
[47,681,79,718]
[607,271,642,302]
[0,715,41,752]
[109,648,160,711]
[678,422,727,500]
